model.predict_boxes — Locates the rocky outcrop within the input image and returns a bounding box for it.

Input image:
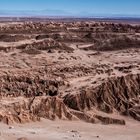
[0,73,139,125]
[0,100,40,124]
[0,74,61,97]
[64,74,140,121]
[17,38,73,53]
[92,36,140,51]
[94,115,125,125]
[0,34,30,42]
[0,96,76,124]
[30,96,76,120]
[0,74,139,125]
[0,96,125,125]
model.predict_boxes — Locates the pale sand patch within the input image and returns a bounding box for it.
[0,119,139,140]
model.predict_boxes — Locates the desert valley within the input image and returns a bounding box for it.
[0,19,139,140]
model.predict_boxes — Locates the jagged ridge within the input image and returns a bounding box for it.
[64,74,140,121]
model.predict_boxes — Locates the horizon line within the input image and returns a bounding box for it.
[0,9,140,18]
[0,15,140,19]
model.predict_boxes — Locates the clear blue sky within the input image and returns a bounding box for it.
[0,0,140,16]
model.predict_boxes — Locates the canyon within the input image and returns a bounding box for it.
[0,20,139,140]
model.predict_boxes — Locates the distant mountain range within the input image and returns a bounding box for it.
[0,9,72,17]
[0,9,140,18]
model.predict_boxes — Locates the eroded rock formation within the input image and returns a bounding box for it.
[64,74,140,122]
[0,20,139,126]
[0,74,139,125]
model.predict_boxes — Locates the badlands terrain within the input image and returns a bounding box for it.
[0,20,139,140]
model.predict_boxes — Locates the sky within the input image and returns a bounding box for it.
[0,0,140,17]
